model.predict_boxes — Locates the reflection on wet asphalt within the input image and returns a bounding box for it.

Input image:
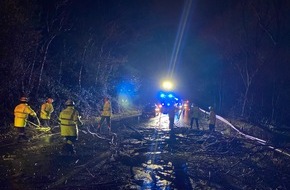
[130,112,194,190]
[0,111,196,189]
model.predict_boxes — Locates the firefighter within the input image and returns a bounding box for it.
[97,97,112,133]
[190,103,201,130]
[208,106,216,132]
[14,97,38,142]
[40,98,54,127]
[168,104,177,130]
[59,99,83,154]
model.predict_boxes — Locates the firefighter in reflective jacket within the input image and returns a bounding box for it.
[40,98,54,127]
[59,99,83,154]
[190,103,201,130]
[14,97,37,142]
[97,97,112,132]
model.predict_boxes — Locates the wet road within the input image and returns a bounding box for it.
[0,111,202,189]
[1,110,290,189]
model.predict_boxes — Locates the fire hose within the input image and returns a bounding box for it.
[86,125,117,145]
[26,119,51,132]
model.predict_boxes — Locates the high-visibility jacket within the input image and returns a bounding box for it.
[101,100,112,117]
[59,106,82,137]
[14,103,37,127]
[191,106,200,119]
[40,102,54,119]
[209,110,216,125]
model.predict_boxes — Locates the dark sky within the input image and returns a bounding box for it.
[71,0,233,101]
[117,0,230,100]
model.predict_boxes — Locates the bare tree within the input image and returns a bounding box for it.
[201,1,276,117]
[252,0,290,124]
[36,0,71,94]
[0,0,41,95]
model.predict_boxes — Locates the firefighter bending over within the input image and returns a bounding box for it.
[40,98,54,127]
[97,97,112,133]
[59,99,83,154]
[14,97,38,142]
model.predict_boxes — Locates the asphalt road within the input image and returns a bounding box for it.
[1,111,290,189]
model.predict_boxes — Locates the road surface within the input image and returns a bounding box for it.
[1,110,290,189]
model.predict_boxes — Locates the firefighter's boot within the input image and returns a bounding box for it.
[68,144,76,155]
[17,135,29,143]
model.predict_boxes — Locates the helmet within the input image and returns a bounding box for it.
[47,98,54,103]
[209,106,214,111]
[20,97,28,102]
[65,99,75,106]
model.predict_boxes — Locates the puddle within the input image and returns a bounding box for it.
[126,116,195,189]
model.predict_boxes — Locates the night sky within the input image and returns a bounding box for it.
[1,0,289,123]
[53,0,237,100]
[80,0,230,100]
[118,0,232,100]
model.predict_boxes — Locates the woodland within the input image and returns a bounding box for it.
[0,0,290,128]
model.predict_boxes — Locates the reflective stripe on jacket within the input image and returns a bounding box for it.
[59,106,82,136]
[14,103,37,127]
[101,101,112,116]
[40,102,54,119]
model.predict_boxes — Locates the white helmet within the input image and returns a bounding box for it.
[20,97,28,102]
[65,99,75,106]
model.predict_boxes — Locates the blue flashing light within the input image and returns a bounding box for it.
[157,91,181,112]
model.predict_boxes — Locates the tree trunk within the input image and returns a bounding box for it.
[78,65,83,89]
[37,36,55,94]
[28,45,39,93]
[241,84,249,117]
